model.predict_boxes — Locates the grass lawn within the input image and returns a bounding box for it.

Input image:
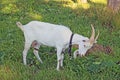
[0,0,120,80]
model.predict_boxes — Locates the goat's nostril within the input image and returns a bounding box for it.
[77,54,79,56]
[84,45,86,47]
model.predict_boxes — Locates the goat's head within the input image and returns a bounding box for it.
[74,24,99,58]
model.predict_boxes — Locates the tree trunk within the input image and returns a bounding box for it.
[72,0,87,3]
[107,0,120,12]
[81,0,87,3]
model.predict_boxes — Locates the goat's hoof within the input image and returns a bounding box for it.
[60,66,64,70]
[56,68,60,71]
[56,67,64,71]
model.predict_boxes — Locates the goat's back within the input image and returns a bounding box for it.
[22,21,72,47]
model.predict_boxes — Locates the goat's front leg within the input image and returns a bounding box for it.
[23,43,31,65]
[61,53,64,67]
[56,47,63,71]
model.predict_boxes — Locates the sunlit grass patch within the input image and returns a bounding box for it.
[28,12,42,20]
[91,0,107,4]
[1,3,19,14]
[0,0,19,14]
[61,0,90,9]
[0,0,17,4]
[80,3,90,9]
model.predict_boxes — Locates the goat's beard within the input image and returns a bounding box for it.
[73,50,80,58]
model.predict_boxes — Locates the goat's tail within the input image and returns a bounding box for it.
[16,22,24,31]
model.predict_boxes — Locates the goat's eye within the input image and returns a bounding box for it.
[83,40,86,42]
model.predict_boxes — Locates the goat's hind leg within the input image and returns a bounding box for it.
[23,43,31,65]
[32,41,43,63]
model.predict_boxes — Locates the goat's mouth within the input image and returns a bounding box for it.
[73,50,85,58]
[75,53,80,57]
[76,53,85,57]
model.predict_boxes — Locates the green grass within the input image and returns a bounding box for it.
[0,0,120,80]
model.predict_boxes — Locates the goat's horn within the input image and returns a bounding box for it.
[95,30,99,41]
[89,24,95,43]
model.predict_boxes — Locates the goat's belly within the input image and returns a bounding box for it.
[39,40,56,47]
[33,30,70,47]
[36,36,56,46]
[37,36,66,48]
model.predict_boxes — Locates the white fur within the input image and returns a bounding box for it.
[16,21,94,70]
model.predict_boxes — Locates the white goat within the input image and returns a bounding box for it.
[16,21,99,70]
